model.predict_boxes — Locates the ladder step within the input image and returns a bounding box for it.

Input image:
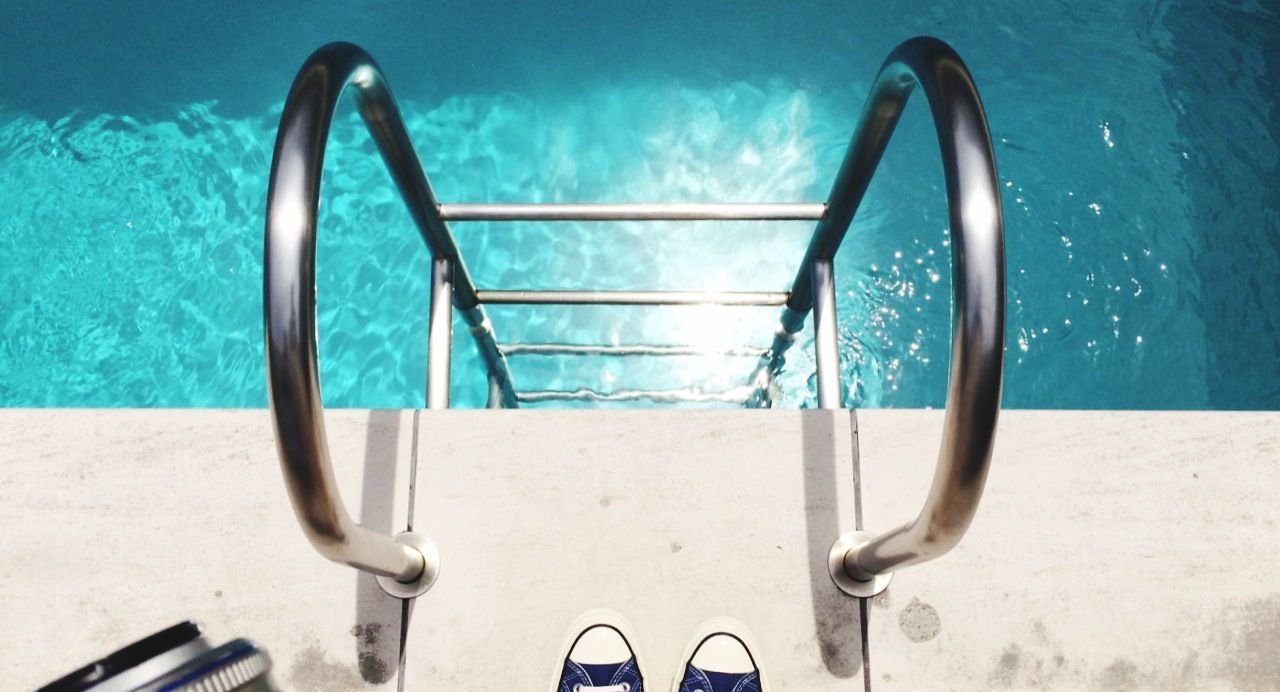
[517,386,758,405]
[501,343,767,357]
[476,290,789,306]
[438,203,825,222]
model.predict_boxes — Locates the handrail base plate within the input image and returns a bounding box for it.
[376,532,441,599]
[829,531,893,598]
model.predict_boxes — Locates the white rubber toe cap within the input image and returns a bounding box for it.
[689,633,755,674]
[570,625,633,665]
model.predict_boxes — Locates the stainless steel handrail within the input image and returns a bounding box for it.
[811,37,1005,597]
[502,344,766,358]
[475,290,790,306]
[439,203,825,221]
[263,42,473,596]
[264,37,1001,598]
[518,386,758,405]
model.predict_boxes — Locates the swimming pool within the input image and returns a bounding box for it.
[1,1,1277,409]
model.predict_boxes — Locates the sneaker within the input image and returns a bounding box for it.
[551,609,647,692]
[672,618,767,692]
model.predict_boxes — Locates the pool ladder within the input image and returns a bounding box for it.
[264,37,1004,598]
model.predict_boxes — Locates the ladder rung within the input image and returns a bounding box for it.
[476,290,789,306]
[517,386,757,404]
[500,343,767,358]
[438,203,825,222]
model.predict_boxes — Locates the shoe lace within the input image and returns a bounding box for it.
[571,685,631,692]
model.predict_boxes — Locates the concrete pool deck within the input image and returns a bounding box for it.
[1,409,1276,690]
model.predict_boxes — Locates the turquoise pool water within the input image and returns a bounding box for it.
[1,1,1277,409]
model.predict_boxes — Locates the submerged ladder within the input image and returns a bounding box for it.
[264,37,1004,602]
[430,202,818,409]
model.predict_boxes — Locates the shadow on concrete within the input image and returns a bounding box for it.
[353,410,406,685]
[801,410,864,678]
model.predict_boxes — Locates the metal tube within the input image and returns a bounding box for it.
[486,375,504,409]
[518,386,757,405]
[462,307,519,407]
[825,36,1005,584]
[476,290,789,306]
[264,42,430,584]
[501,343,765,358]
[439,203,825,221]
[743,306,806,408]
[811,259,841,409]
[426,258,453,409]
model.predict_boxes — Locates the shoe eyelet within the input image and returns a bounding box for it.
[621,685,631,692]
[572,685,582,692]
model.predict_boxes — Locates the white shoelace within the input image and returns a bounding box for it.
[571,685,631,692]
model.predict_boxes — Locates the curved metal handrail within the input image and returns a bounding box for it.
[264,43,459,595]
[264,37,1000,600]
[814,37,1005,596]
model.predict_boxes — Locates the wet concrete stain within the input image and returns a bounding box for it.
[811,600,862,676]
[898,597,941,642]
[669,541,683,553]
[1220,594,1280,690]
[971,599,1280,690]
[288,643,367,691]
[984,623,1094,689]
[989,643,1022,687]
[1097,658,1140,691]
[351,623,393,684]
[1031,620,1050,646]
[351,624,379,645]
[360,651,391,682]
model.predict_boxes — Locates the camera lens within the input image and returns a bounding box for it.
[39,622,275,692]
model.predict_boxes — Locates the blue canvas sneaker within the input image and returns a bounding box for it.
[672,618,767,692]
[551,609,647,692]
